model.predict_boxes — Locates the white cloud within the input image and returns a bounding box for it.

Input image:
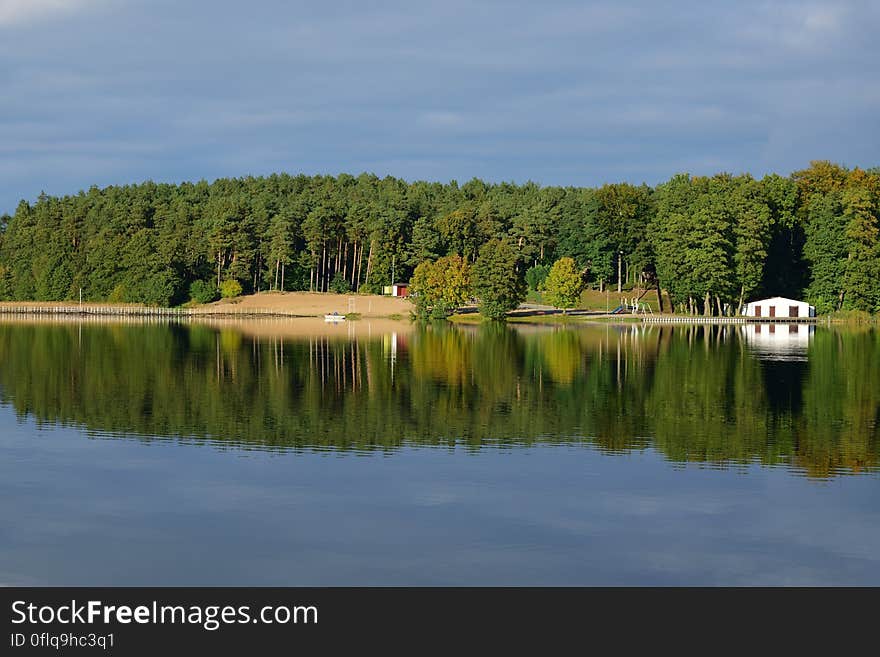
[0,0,97,27]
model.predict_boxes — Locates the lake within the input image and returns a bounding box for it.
[1,318,878,585]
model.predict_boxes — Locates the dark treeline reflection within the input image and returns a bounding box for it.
[0,321,877,478]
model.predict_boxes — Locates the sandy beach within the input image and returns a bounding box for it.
[0,292,413,319]
[199,291,412,317]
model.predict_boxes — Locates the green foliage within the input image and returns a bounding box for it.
[436,205,481,261]
[543,257,584,311]
[330,272,350,294]
[804,193,849,314]
[267,214,296,291]
[410,254,471,319]
[0,265,11,301]
[652,173,779,314]
[108,284,127,303]
[525,264,550,291]
[841,187,880,312]
[135,268,181,306]
[219,279,243,299]
[594,182,654,284]
[473,238,526,320]
[0,164,876,315]
[190,279,218,304]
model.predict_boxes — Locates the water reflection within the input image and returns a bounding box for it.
[0,320,877,479]
[741,323,814,361]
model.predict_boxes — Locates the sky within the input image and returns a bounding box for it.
[1,0,878,213]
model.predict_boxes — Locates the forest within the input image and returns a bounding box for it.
[0,160,877,315]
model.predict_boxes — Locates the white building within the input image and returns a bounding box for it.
[743,297,815,319]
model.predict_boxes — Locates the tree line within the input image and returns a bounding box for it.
[0,161,877,315]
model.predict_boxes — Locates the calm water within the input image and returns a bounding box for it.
[1,319,878,585]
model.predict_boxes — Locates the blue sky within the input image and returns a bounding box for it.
[1,0,878,213]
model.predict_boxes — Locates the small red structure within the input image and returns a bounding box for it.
[391,283,408,297]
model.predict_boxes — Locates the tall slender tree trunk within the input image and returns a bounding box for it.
[656,279,664,313]
[617,253,622,293]
[350,241,358,287]
[365,240,374,286]
[274,259,280,291]
[281,262,285,292]
[704,291,712,316]
[838,253,851,310]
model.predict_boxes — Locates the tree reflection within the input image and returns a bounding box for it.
[0,321,876,478]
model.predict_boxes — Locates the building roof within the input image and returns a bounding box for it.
[746,296,813,306]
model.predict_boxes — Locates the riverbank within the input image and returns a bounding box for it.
[2,294,874,326]
[0,292,413,319]
[452,307,876,326]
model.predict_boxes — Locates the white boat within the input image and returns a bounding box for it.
[324,312,345,323]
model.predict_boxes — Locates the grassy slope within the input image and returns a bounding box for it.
[527,287,669,313]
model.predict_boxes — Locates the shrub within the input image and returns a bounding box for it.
[526,264,551,291]
[108,284,127,303]
[137,269,180,307]
[827,309,874,323]
[330,272,350,294]
[190,279,219,304]
[430,299,454,320]
[219,279,243,299]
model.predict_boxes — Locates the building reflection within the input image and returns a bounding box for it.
[740,323,814,362]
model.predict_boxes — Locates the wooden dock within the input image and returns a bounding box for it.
[0,305,314,319]
[641,315,820,324]
[0,305,192,317]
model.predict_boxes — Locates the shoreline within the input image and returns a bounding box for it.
[0,291,413,320]
[0,296,873,327]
